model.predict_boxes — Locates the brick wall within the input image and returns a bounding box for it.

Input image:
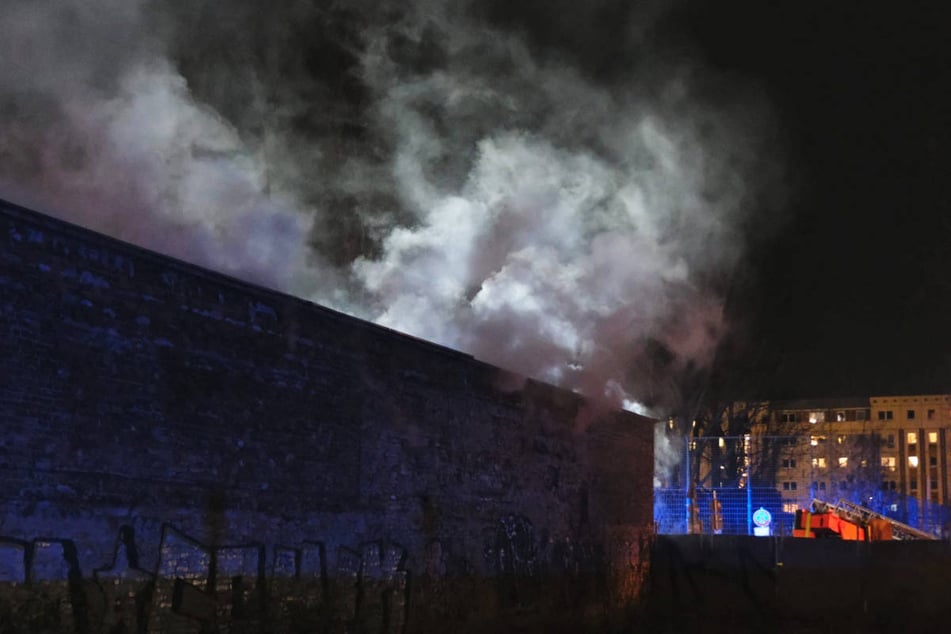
[0,198,654,632]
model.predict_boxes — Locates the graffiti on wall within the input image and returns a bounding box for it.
[0,515,650,633]
[0,524,408,633]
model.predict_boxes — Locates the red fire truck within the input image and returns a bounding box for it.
[793,498,935,541]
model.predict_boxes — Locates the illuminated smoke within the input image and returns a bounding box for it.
[0,0,783,419]
[0,0,317,290]
[352,2,782,413]
[654,423,684,488]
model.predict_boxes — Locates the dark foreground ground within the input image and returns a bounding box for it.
[4,533,950,632]
[640,534,951,634]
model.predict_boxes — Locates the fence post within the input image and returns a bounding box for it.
[711,490,723,534]
[747,475,753,535]
[746,434,753,535]
[685,435,691,532]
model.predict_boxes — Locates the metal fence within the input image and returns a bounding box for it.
[655,486,950,537]
[654,434,951,537]
[654,487,797,536]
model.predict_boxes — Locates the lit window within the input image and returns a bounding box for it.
[908,432,918,445]
[909,456,919,468]
[836,412,846,422]
[838,457,848,468]
[809,412,825,424]
[881,457,896,471]
[783,502,798,513]
[929,432,938,444]
[860,459,868,468]
[718,437,725,448]
[813,457,827,468]
[837,435,847,444]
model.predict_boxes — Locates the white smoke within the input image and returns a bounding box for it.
[0,0,783,415]
[653,423,684,488]
[351,3,781,410]
[0,0,317,290]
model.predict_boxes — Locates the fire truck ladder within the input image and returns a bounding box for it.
[813,498,936,541]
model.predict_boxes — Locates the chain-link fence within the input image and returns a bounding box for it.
[654,434,951,537]
[654,486,797,535]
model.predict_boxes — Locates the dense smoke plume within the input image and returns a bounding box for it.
[0,0,783,414]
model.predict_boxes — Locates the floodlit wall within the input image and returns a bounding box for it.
[0,198,654,633]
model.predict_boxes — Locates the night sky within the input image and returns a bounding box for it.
[684,3,951,399]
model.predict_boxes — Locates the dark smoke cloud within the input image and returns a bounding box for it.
[0,0,785,416]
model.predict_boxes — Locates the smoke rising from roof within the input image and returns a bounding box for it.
[0,0,784,413]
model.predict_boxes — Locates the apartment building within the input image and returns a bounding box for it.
[757,395,951,525]
[870,395,951,506]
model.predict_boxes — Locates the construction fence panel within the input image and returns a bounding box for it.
[654,487,797,536]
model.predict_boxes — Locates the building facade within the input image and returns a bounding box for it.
[757,395,951,532]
